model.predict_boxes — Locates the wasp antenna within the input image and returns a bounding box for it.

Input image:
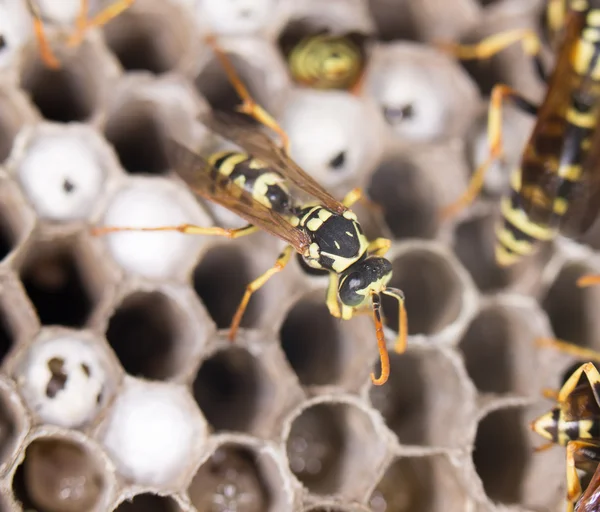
[577,274,600,287]
[383,287,407,354]
[370,292,390,386]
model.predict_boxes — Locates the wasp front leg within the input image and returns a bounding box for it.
[326,272,342,318]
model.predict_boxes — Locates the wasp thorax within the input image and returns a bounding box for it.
[338,257,393,307]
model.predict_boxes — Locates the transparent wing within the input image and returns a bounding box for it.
[166,138,311,252]
[198,110,347,214]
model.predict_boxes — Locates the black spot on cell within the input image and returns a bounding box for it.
[81,363,90,377]
[46,358,68,398]
[383,104,414,124]
[63,179,75,193]
[0,35,6,51]
[329,151,346,170]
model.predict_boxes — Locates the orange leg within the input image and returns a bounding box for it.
[67,0,136,47]
[578,275,600,288]
[370,292,390,386]
[26,0,61,69]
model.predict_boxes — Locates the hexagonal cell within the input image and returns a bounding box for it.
[104,99,170,175]
[14,329,121,428]
[473,406,540,507]
[192,245,260,330]
[0,179,34,264]
[286,400,387,499]
[369,454,470,512]
[189,443,290,512]
[279,295,375,388]
[542,262,600,350]
[369,348,472,447]
[458,301,548,396]
[367,155,439,241]
[382,246,466,337]
[19,40,105,123]
[101,1,192,74]
[114,493,182,512]
[12,435,111,512]
[18,236,102,328]
[100,378,207,487]
[0,85,34,164]
[0,379,28,474]
[106,289,204,381]
[0,305,15,367]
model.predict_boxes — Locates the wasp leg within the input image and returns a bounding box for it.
[341,186,383,214]
[348,69,365,96]
[440,84,539,219]
[204,35,291,154]
[228,244,294,341]
[555,362,600,408]
[91,222,259,238]
[67,0,135,47]
[26,0,61,69]
[578,274,600,287]
[566,440,600,507]
[326,272,342,318]
[536,337,600,366]
[542,387,559,400]
[369,293,390,386]
[367,238,391,257]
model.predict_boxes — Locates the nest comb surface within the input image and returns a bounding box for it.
[0,0,591,511]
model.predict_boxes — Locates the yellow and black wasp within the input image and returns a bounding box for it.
[93,36,407,386]
[440,0,600,269]
[23,0,134,69]
[279,23,368,93]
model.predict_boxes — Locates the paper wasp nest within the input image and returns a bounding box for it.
[0,0,585,510]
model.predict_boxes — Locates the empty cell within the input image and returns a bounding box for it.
[370,455,468,512]
[19,242,95,328]
[189,445,271,512]
[16,129,106,221]
[193,245,259,330]
[114,493,181,512]
[13,437,106,512]
[104,101,169,175]
[367,0,421,41]
[542,263,600,350]
[102,3,187,74]
[286,401,386,499]
[472,407,531,505]
[279,299,343,386]
[106,291,190,381]
[370,350,470,447]
[367,157,438,240]
[459,304,543,395]
[101,379,206,486]
[384,249,464,336]
[20,44,100,123]
[15,332,116,428]
[0,307,14,366]
[193,347,261,433]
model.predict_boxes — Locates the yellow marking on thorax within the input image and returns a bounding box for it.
[500,197,556,241]
[306,218,323,231]
[322,229,369,273]
[208,152,247,177]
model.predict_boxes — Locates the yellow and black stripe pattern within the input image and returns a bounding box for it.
[287,33,365,91]
[496,0,600,266]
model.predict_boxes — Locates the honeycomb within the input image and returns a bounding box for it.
[0,0,592,510]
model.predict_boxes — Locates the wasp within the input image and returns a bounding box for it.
[279,27,368,93]
[24,0,134,69]
[440,0,600,268]
[92,36,407,386]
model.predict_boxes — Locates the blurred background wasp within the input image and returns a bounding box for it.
[440,0,600,272]
[93,36,407,386]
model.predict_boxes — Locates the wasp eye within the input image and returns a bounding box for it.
[339,271,365,307]
[329,151,346,170]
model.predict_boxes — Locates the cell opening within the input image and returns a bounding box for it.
[102,8,183,74]
[19,243,94,327]
[473,407,530,505]
[195,54,268,114]
[105,291,184,380]
[0,305,14,366]
[0,391,18,464]
[367,158,438,240]
[104,101,169,175]
[370,455,466,512]
[367,0,421,41]
[114,493,181,512]
[542,263,600,350]
[13,437,105,512]
[459,306,538,395]
[383,250,463,336]
[370,351,466,446]
[0,206,17,263]
[193,245,260,330]
[192,347,260,432]
[189,445,271,511]
[20,52,97,122]
[279,299,342,386]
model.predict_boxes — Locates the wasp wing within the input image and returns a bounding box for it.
[198,110,347,214]
[166,138,311,253]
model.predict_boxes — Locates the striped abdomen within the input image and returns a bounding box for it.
[287,34,364,90]
[208,151,293,213]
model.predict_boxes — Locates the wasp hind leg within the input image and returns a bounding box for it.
[91,222,259,238]
[228,244,294,341]
[440,84,539,220]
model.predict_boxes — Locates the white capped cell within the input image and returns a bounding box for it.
[97,180,206,279]
[16,334,110,428]
[197,0,280,35]
[101,379,207,486]
[17,132,105,221]
[0,2,33,69]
